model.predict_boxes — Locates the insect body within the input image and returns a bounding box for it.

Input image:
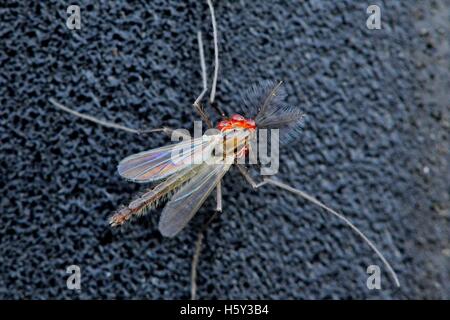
[110,81,302,237]
[94,80,397,289]
[217,114,256,132]
[48,0,400,290]
[112,129,248,236]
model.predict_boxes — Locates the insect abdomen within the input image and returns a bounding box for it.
[110,166,202,227]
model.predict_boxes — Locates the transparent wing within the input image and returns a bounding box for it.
[110,165,203,227]
[117,135,219,183]
[158,161,232,237]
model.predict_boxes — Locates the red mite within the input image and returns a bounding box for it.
[217,114,256,132]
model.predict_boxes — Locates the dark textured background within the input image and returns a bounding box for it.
[0,0,449,299]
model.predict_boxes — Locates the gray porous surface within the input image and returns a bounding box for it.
[0,0,449,299]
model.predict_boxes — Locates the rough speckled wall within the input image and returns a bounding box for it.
[0,0,448,299]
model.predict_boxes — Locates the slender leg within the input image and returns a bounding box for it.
[208,0,225,118]
[193,31,214,128]
[193,2,224,121]
[194,101,214,129]
[190,181,223,300]
[193,31,208,108]
[238,167,401,288]
[236,164,267,189]
[189,0,225,300]
[137,127,174,136]
[215,181,222,212]
[207,0,225,118]
[49,98,176,137]
[207,0,219,104]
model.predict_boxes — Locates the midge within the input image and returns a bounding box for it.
[49,0,400,299]
[111,81,293,237]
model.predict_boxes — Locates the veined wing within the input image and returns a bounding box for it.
[158,161,232,237]
[110,164,204,226]
[117,135,220,183]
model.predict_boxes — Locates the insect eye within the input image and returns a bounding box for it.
[231,114,245,121]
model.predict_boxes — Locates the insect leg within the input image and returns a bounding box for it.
[193,31,214,128]
[193,31,208,111]
[193,1,224,121]
[238,168,401,288]
[207,0,219,105]
[215,181,222,212]
[192,30,221,250]
[207,0,226,118]
[48,98,175,137]
[236,164,267,189]
[190,0,223,300]
[263,177,400,287]
[190,207,221,300]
